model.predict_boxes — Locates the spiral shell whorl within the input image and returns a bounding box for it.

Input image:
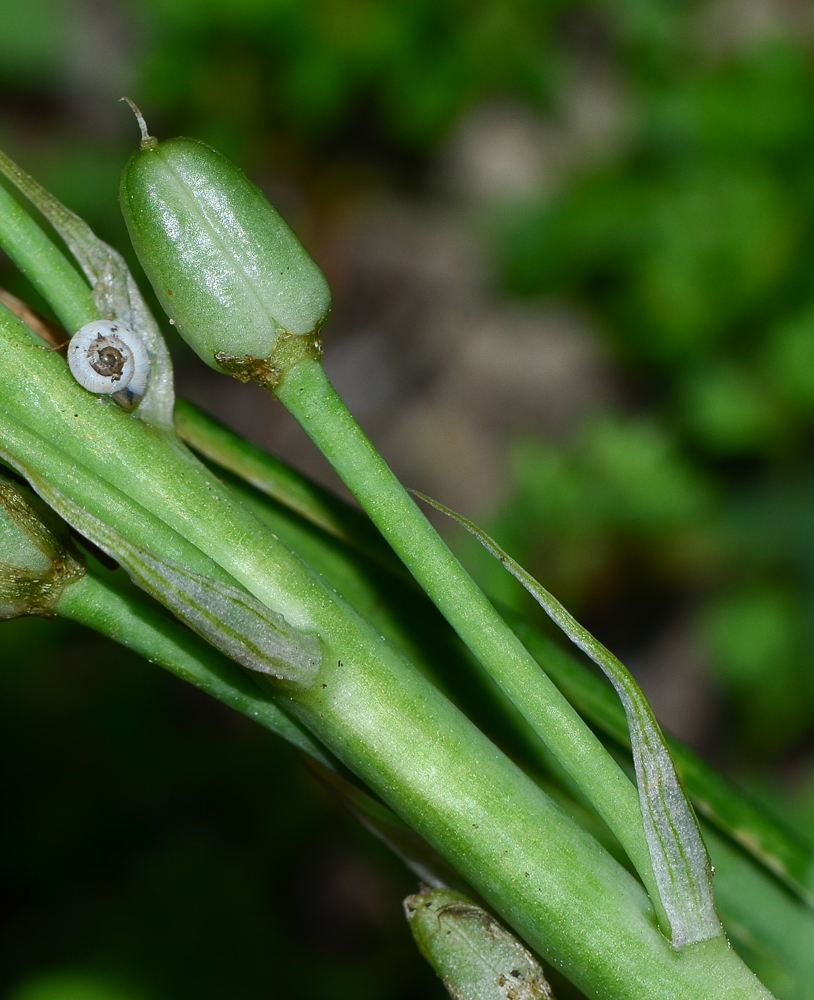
[67,320,150,405]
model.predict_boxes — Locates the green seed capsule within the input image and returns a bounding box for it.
[0,476,85,620]
[119,123,330,386]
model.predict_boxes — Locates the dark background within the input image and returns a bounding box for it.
[2,1,814,997]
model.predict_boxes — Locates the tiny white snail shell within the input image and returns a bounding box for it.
[67,320,150,405]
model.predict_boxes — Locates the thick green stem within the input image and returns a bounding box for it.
[52,565,804,995]
[178,399,814,911]
[0,192,637,895]
[0,191,777,994]
[274,359,662,911]
[0,310,771,997]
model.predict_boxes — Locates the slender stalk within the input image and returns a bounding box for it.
[513,619,814,909]
[174,398,403,576]
[417,493,720,949]
[179,399,814,908]
[55,568,333,766]
[275,358,662,911]
[0,179,96,333]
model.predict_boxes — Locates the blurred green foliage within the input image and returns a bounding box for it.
[9,971,146,1000]
[132,0,559,150]
[2,0,814,996]
[490,17,814,760]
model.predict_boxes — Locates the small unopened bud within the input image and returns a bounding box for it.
[404,888,555,1000]
[0,476,85,619]
[119,123,330,388]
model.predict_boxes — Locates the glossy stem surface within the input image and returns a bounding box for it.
[174,393,814,908]
[0,310,769,997]
[0,200,774,998]
[275,358,660,912]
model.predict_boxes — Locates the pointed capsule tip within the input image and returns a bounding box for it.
[120,97,158,150]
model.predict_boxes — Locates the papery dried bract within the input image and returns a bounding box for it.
[415,492,722,950]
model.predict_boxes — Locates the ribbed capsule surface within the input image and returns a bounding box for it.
[119,137,331,369]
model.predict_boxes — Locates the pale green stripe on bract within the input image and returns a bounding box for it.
[415,492,722,950]
[32,473,323,689]
[0,148,174,430]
